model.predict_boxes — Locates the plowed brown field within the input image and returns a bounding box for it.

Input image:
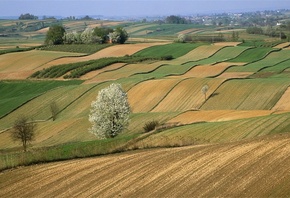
[1,134,290,197]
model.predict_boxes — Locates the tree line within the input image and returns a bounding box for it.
[45,25,129,45]
[246,22,290,40]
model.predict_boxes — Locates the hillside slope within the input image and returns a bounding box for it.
[0,134,290,197]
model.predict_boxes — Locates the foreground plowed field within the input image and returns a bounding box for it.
[1,134,290,197]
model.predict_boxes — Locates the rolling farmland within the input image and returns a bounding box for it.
[1,22,290,197]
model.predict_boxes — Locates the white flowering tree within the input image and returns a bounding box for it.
[89,83,131,139]
[177,34,186,43]
[80,28,93,44]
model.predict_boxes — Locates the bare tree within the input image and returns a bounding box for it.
[201,84,209,101]
[50,101,59,121]
[11,116,36,152]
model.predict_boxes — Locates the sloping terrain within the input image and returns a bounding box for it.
[40,43,167,68]
[0,50,84,79]
[0,134,290,197]
[201,78,290,110]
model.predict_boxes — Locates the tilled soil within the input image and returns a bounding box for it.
[1,134,290,197]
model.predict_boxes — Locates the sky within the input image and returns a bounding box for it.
[1,0,290,17]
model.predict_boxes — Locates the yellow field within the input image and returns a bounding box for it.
[217,71,253,79]
[152,78,226,112]
[213,42,242,46]
[272,87,290,111]
[178,62,245,78]
[274,42,290,49]
[168,110,274,124]
[0,50,84,79]
[81,63,127,81]
[177,45,224,63]
[128,78,182,112]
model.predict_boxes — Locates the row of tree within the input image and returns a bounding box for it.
[246,26,289,40]
[19,13,38,20]
[45,25,128,45]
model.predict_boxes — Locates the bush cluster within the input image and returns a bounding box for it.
[143,120,160,132]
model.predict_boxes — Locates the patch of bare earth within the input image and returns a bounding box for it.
[213,42,242,46]
[1,134,290,197]
[273,42,290,49]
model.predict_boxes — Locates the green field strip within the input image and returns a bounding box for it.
[133,43,203,59]
[227,49,290,73]
[228,47,277,63]
[151,78,225,112]
[261,58,290,73]
[132,24,202,36]
[138,112,290,146]
[191,46,250,65]
[132,63,195,79]
[271,69,290,78]
[125,23,158,34]
[201,78,290,110]
[0,80,82,118]
[0,84,93,130]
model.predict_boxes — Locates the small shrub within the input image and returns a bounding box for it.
[161,55,173,60]
[143,120,160,132]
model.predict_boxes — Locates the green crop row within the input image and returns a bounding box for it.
[30,56,163,79]
[228,47,278,63]
[0,46,37,55]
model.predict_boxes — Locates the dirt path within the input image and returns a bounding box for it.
[1,134,290,197]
